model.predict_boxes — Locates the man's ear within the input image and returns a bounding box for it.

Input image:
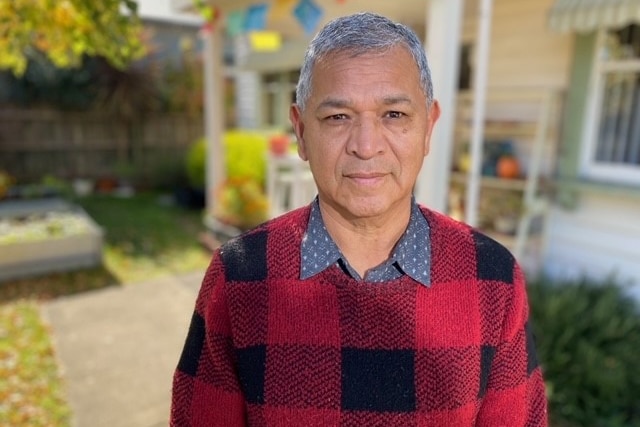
[423,100,441,156]
[290,104,308,160]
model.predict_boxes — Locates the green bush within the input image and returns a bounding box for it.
[528,277,640,427]
[184,130,269,190]
[185,136,207,189]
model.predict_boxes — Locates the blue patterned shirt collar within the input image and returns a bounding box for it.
[300,197,431,286]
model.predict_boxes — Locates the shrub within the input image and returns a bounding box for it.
[185,136,207,190]
[185,130,271,228]
[223,130,268,186]
[528,277,640,427]
[184,130,269,190]
[0,170,15,199]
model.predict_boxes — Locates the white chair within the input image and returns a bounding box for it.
[266,152,316,217]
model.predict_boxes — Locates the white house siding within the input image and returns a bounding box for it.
[462,0,573,90]
[458,0,574,176]
[544,192,640,299]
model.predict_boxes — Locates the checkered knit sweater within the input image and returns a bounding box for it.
[171,205,547,426]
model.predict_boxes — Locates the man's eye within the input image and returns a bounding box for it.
[327,113,348,120]
[386,111,406,119]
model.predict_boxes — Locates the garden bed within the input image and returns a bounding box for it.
[0,198,103,282]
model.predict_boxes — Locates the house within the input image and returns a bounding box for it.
[172,0,640,297]
[137,0,205,67]
[543,0,640,298]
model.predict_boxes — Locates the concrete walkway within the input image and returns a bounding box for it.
[42,271,203,427]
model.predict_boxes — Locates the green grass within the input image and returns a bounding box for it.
[0,302,71,426]
[78,193,212,284]
[0,192,213,426]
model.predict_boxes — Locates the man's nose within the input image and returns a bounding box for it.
[346,117,385,159]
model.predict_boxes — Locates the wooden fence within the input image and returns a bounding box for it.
[0,108,203,187]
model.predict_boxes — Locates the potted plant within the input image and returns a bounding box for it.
[0,170,14,200]
[178,137,207,208]
[181,131,269,210]
[268,134,291,156]
[492,191,523,235]
[211,177,269,232]
[72,178,94,197]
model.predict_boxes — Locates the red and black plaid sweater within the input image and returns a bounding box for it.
[171,205,547,426]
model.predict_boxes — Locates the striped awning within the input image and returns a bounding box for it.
[548,0,640,33]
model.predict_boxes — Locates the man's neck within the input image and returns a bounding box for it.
[318,198,412,277]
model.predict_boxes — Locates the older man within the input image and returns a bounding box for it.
[171,12,547,427]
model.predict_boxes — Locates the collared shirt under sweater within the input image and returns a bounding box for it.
[300,197,431,285]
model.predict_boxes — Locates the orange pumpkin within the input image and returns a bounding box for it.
[496,155,520,179]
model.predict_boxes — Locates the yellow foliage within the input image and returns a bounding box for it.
[0,0,146,75]
[53,2,75,28]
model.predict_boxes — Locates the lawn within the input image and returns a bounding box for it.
[79,193,212,284]
[0,192,213,426]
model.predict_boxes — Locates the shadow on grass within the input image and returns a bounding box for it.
[0,264,120,304]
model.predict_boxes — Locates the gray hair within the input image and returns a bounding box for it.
[295,12,434,112]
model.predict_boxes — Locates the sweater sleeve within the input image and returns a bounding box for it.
[170,252,247,427]
[475,265,548,427]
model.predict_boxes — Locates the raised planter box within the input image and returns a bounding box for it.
[0,198,104,282]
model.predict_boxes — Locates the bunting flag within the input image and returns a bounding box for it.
[293,0,323,34]
[226,10,245,37]
[194,0,218,23]
[272,0,297,20]
[249,31,282,52]
[244,3,269,31]
[198,5,222,35]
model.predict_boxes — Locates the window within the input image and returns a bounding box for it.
[458,43,473,91]
[583,25,640,185]
[263,70,299,129]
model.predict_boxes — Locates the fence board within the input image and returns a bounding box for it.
[0,109,203,187]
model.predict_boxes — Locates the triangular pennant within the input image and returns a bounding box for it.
[226,10,245,37]
[198,5,222,35]
[244,3,269,31]
[272,0,296,19]
[293,0,323,34]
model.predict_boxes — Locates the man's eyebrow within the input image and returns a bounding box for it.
[381,95,413,105]
[316,98,351,110]
[316,95,413,110]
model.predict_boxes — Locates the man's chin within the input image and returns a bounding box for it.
[340,197,394,221]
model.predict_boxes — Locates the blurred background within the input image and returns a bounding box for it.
[0,0,638,426]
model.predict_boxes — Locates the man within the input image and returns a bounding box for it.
[171,12,547,426]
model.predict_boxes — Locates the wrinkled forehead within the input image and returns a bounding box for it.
[309,46,424,95]
[310,46,419,86]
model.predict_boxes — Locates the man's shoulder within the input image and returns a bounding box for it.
[220,206,309,252]
[417,205,470,235]
[417,204,479,245]
[418,205,517,284]
[215,206,310,281]
[417,204,510,250]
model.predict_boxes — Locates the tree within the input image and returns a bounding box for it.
[0,0,146,76]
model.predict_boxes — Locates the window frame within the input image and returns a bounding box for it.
[581,28,640,186]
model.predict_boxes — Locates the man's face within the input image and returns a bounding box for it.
[290,46,440,223]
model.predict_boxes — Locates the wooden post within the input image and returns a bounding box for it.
[416,0,464,213]
[465,0,494,227]
[203,24,225,213]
